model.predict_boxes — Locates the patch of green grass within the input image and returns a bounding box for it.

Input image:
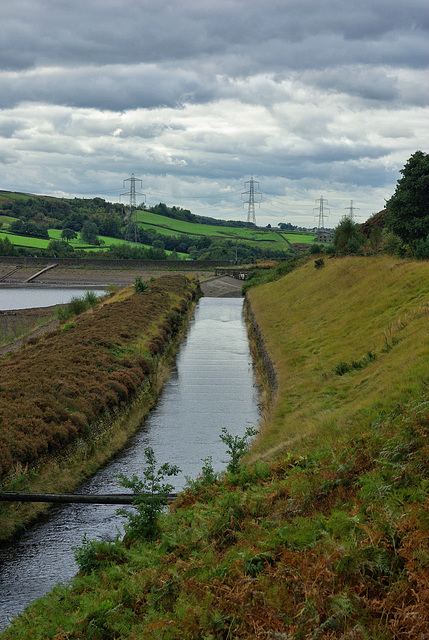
[0,230,50,249]
[279,231,319,243]
[0,215,16,227]
[135,210,295,252]
[0,192,34,205]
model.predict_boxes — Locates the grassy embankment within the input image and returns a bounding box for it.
[0,274,200,539]
[2,255,429,639]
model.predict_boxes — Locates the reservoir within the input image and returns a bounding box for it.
[0,285,106,311]
[0,296,260,630]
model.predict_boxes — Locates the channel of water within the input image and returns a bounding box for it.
[0,296,261,630]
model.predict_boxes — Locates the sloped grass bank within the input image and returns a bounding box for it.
[0,275,200,538]
[2,256,429,639]
[247,255,429,462]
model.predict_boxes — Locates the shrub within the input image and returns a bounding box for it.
[219,426,258,475]
[134,277,149,292]
[116,447,180,542]
[309,243,324,255]
[73,534,126,574]
[56,290,99,322]
[67,295,89,316]
[333,217,365,255]
[185,456,218,492]
[84,290,99,306]
[333,351,376,376]
[61,321,76,332]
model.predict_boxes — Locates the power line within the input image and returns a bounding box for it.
[242,177,262,224]
[313,196,329,230]
[345,199,360,221]
[120,173,146,243]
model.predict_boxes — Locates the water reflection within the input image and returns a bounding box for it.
[0,297,260,629]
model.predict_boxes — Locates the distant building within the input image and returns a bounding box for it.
[315,230,333,243]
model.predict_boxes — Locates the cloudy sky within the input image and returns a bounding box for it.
[0,0,428,228]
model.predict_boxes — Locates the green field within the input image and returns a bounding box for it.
[135,210,314,250]
[0,230,50,250]
[0,229,135,251]
[0,215,16,227]
[0,228,187,257]
[278,231,320,243]
[0,192,34,205]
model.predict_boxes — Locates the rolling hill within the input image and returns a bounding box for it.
[0,190,317,259]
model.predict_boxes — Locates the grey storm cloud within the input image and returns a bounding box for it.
[0,65,217,111]
[2,0,428,75]
[0,0,427,226]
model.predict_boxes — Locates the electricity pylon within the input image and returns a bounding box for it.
[242,177,262,225]
[313,196,329,230]
[121,173,146,243]
[345,200,359,221]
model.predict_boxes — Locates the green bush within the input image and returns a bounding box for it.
[84,290,99,306]
[333,351,376,376]
[134,277,149,293]
[61,321,76,332]
[73,534,126,574]
[56,291,99,322]
[219,426,258,475]
[185,456,218,492]
[116,447,180,542]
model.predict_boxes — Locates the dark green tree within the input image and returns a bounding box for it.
[61,227,77,243]
[333,217,364,254]
[0,236,15,256]
[47,239,75,256]
[386,151,429,245]
[80,220,100,245]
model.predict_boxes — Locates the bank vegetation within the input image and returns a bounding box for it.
[0,274,200,538]
[2,255,429,639]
